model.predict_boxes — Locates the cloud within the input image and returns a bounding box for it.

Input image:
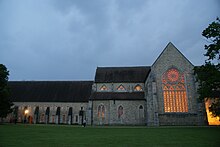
[0,0,219,80]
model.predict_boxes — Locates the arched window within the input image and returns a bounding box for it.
[138,105,144,119]
[100,85,108,91]
[98,105,105,118]
[75,115,78,123]
[117,84,126,91]
[162,68,188,112]
[68,107,73,124]
[23,106,28,115]
[45,107,50,116]
[45,107,50,124]
[56,107,61,124]
[134,85,143,91]
[34,106,39,116]
[118,105,123,119]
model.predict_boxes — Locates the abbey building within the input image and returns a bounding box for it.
[6,42,207,126]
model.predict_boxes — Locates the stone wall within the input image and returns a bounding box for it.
[158,113,198,126]
[9,102,88,125]
[145,72,159,126]
[148,43,207,126]
[92,100,146,125]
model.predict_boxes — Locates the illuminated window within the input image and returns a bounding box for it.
[162,68,188,112]
[134,85,143,91]
[118,105,123,119]
[117,84,126,91]
[23,106,28,115]
[100,85,108,91]
[98,105,105,118]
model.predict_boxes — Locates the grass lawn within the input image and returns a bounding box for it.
[0,124,219,147]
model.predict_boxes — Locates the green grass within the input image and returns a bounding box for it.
[0,124,219,147]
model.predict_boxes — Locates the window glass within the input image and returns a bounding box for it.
[100,85,108,91]
[117,85,126,91]
[162,68,188,112]
[118,106,123,118]
[98,105,105,118]
[134,85,143,91]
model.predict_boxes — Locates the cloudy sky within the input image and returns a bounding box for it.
[0,0,219,81]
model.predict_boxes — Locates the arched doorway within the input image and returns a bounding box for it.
[138,105,144,123]
[23,106,28,123]
[45,107,50,124]
[56,107,60,124]
[68,107,73,125]
[34,106,39,124]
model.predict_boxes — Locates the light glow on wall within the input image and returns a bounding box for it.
[24,109,29,115]
[205,99,220,125]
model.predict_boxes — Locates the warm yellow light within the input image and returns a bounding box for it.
[205,99,220,125]
[24,109,29,115]
[135,85,142,91]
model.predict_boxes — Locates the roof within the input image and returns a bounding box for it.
[90,92,145,100]
[8,81,93,102]
[152,42,194,67]
[95,66,151,83]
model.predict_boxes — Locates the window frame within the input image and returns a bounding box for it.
[162,68,188,113]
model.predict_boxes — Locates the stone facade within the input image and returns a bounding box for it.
[91,100,146,125]
[6,102,88,125]
[5,42,207,126]
[145,43,206,126]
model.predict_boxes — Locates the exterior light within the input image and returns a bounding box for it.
[24,109,29,115]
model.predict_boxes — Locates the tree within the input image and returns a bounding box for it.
[0,64,13,121]
[194,17,220,118]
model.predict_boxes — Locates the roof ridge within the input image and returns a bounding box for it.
[97,66,151,69]
[8,80,93,82]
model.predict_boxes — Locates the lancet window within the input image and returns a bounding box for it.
[134,85,143,91]
[118,105,123,119]
[117,84,126,91]
[100,85,108,91]
[98,104,105,118]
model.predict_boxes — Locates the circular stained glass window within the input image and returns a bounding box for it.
[167,69,179,82]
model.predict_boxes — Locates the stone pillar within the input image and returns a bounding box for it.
[146,81,154,126]
[152,81,159,126]
[87,101,93,125]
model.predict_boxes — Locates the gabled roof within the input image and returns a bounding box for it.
[8,81,93,102]
[90,92,145,100]
[152,42,194,67]
[95,66,151,83]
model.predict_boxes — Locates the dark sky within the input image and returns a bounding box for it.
[0,0,219,81]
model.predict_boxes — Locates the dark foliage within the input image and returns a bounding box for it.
[194,63,220,100]
[0,64,13,119]
[202,18,220,60]
[194,18,220,118]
